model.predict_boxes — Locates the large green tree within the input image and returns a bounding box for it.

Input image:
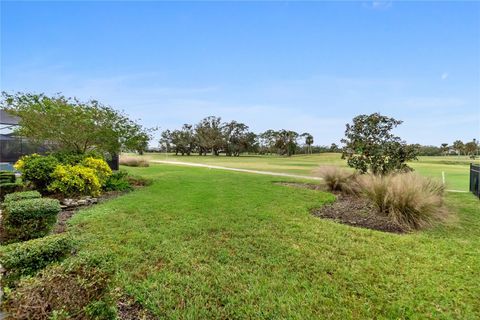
[341,113,418,175]
[195,116,224,156]
[452,140,465,156]
[1,92,152,155]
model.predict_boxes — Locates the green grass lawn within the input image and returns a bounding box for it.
[143,153,477,191]
[70,164,480,319]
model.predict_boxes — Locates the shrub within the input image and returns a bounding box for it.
[82,157,112,185]
[104,171,133,192]
[313,166,359,195]
[3,190,41,204]
[3,253,115,320]
[48,164,101,197]
[119,155,149,167]
[2,198,61,243]
[358,173,446,230]
[0,234,74,287]
[0,182,24,201]
[0,170,15,184]
[15,154,59,192]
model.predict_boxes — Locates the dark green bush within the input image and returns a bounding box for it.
[3,190,41,204]
[2,198,61,243]
[0,171,15,184]
[0,234,74,287]
[3,253,115,320]
[16,154,59,192]
[0,182,24,201]
[104,170,133,191]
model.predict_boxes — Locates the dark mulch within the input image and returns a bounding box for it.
[311,194,406,233]
[275,181,326,191]
[117,296,156,320]
[277,181,406,233]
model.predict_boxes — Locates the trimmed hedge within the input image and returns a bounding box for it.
[0,234,74,287]
[3,190,41,204]
[0,171,15,184]
[2,198,61,243]
[3,253,116,320]
[0,182,24,201]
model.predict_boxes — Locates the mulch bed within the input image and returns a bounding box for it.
[312,194,406,233]
[278,181,406,233]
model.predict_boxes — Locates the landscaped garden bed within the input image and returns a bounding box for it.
[311,194,405,233]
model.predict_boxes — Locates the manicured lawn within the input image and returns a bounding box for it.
[70,164,480,319]
[144,153,477,191]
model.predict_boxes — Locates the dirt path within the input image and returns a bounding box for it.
[149,160,469,193]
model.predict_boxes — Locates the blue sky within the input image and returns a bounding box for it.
[1,1,479,146]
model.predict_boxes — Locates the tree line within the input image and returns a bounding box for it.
[440,139,479,158]
[159,116,316,156]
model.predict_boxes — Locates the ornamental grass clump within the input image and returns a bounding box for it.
[358,173,446,230]
[313,166,359,195]
[119,156,149,167]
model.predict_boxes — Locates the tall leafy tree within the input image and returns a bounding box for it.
[440,143,450,156]
[222,121,251,156]
[1,92,152,155]
[301,133,314,154]
[465,139,479,159]
[341,113,417,175]
[452,140,465,156]
[195,116,224,155]
[274,130,299,156]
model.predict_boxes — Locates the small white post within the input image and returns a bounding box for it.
[442,171,445,185]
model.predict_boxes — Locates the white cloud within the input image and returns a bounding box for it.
[363,1,392,10]
[441,72,449,80]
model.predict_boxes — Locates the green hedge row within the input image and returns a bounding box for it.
[3,190,41,204]
[0,233,74,287]
[2,197,61,243]
[0,171,15,184]
[3,253,116,320]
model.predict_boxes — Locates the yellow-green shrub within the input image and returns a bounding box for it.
[14,154,59,192]
[81,157,112,185]
[48,164,101,197]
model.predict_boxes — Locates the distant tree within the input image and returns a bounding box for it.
[415,145,442,156]
[301,133,314,154]
[258,130,277,155]
[159,129,172,152]
[440,143,450,156]
[341,113,417,175]
[465,140,478,159]
[274,130,299,156]
[452,140,465,156]
[195,116,224,155]
[329,143,340,152]
[222,121,251,156]
[1,92,152,155]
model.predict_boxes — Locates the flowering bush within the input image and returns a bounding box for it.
[48,164,101,197]
[81,157,112,186]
